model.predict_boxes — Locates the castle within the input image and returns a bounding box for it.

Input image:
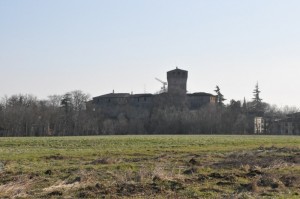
[92,68,216,112]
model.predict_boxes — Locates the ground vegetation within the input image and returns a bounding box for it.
[0,135,299,198]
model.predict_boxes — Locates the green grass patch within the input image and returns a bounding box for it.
[0,135,299,198]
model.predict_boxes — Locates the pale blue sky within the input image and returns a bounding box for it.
[1,1,300,106]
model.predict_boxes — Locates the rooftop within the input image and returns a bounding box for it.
[93,93,130,99]
[131,94,153,98]
[167,67,188,73]
[188,92,216,97]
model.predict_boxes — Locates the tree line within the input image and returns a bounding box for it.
[0,85,298,136]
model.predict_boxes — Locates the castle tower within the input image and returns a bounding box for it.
[167,68,188,95]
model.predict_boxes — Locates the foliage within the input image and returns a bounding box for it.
[0,89,299,136]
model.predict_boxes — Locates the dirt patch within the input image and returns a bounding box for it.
[258,174,285,189]
[183,167,198,175]
[47,190,63,196]
[199,188,223,193]
[66,176,81,184]
[0,161,4,172]
[129,157,151,162]
[0,175,34,198]
[78,183,109,195]
[197,172,237,184]
[246,166,263,177]
[77,191,96,198]
[213,146,300,170]
[152,175,184,192]
[188,158,199,165]
[238,174,290,195]
[116,182,145,196]
[284,155,300,164]
[43,180,81,193]
[216,181,234,186]
[45,155,65,160]
[45,170,52,175]
[280,175,300,187]
[198,174,209,182]
[90,158,121,165]
[239,180,260,193]
[208,172,224,179]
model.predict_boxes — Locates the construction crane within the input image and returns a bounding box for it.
[155,78,167,93]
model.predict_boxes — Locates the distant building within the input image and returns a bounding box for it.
[92,68,216,114]
[254,117,265,134]
[271,113,300,135]
[254,113,300,135]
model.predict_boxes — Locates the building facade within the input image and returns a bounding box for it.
[254,117,265,134]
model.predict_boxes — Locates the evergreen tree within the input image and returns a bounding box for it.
[252,82,264,113]
[214,86,226,106]
[61,93,73,112]
[61,93,74,135]
[253,82,262,103]
[242,97,247,112]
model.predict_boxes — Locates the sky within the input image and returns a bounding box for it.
[1,0,300,107]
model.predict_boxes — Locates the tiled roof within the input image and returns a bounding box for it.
[188,92,216,97]
[131,94,153,98]
[93,93,130,99]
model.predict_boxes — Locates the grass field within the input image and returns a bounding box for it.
[0,135,300,198]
